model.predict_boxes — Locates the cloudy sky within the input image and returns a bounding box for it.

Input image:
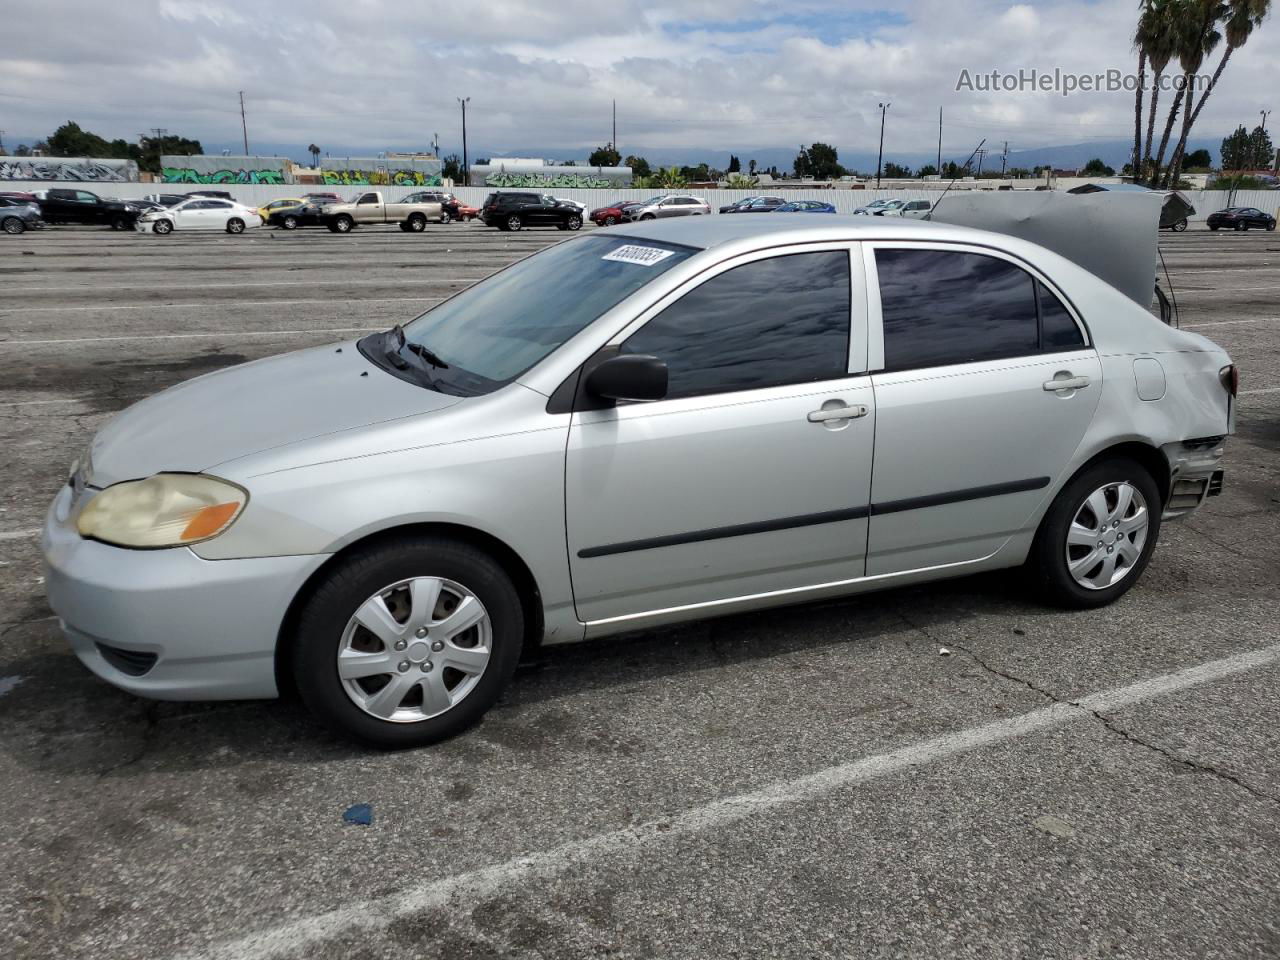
[1,0,1272,163]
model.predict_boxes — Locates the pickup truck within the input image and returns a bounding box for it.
[321,191,445,233]
[31,188,142,230]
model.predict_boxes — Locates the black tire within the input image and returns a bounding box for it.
[604,215,617,226]
[640,213,656,220]
[2,217,25,235]
[282,215,299,230]
[1027,458,1162,609]
[566,214,582,231]
[292,535,525,748]
[406,214,426,232]
[1268,222,1276,232]
[1209,224,1219,231]
[111,216,129,231]
[506,214,523,232]
[334,215,354,233]
[1235,221,1247,231]
[153,219,173,235]
[398,221,411,232]
[1172,218,1187,232]
[440,209,453,224]
[227,218,245,234]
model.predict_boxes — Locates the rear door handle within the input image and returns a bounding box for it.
[1043,375,1091,392]
[807,404,869,423]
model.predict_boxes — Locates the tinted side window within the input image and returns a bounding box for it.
[876,249,1038,371]
[1038,282,1084,350]
[621,251,851,399]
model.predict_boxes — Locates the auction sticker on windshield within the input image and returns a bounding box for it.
[602,245,677,267]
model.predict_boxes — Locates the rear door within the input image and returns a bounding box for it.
[864,243,1102,575]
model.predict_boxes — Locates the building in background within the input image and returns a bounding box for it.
[318,154,442,187]
[161,155,289,185]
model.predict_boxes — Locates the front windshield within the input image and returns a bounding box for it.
[369,234,699,395]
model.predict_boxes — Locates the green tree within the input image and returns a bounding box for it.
[748,158,757,175]
[589,143,621,166]
[917,164,939,177]
[724,173,758,188]
[1183,147,1212,169]
[883,161,912,178]
[623,154,651,179]
[1221,124,1273,169]
[727,154,740,173]
[1081,157,1116,176]
[46,121,112,157]
[654,166,688,188]
[308,143,321,166]
[679,163,710,182]
[441,154,464,182]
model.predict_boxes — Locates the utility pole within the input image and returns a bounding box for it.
[1000,140,1008,178]
[876,101,890,188]
[457,97,470,186]
[936,107,942,174]
[975,147,987,178]
[612,99,617,156]
[432,132,439,157]
[239,91,249,154]
[0,130,5,154]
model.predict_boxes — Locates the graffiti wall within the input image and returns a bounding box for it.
[0,157,137,182]
[319,156,442,187]
[470,163,632,188]
[161,155,288,185]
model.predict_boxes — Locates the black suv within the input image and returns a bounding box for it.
[30,189,142,230]
[481,192,583,231]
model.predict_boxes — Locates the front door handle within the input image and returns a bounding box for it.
[807,404,869,423]
[1043,375,1091,392]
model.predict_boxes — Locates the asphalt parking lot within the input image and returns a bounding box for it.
[1,220,1278,960]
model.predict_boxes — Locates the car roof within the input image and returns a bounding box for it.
[603,211,980,250]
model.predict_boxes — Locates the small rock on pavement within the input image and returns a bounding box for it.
[343,803,373,826]
[938,647,952,657]
[1034,814,1076,838]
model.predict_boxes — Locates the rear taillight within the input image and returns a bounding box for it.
[1219,364,1238,397]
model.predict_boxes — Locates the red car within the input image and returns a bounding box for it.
[0,191,38,204]
[590,200,642,226]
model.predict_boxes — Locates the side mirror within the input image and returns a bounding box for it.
[585,354,668,403]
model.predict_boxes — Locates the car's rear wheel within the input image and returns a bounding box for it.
[506,214,523,231]
[334,215,354,233]
[292,535,524,747]
[406,214,426,232]
[1171,218,1187,232]
[152,219,173,235]
[1028,458,1161,609]
[282,215,299,230]
[2,217,25,235]
[227,218,245,234]
[440,209,453,224]
[1236,221,1247,231]
[604,215,618,226]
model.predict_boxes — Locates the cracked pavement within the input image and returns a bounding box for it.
[1,225,1278,959]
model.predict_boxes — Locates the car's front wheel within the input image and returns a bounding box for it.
[640,213,656,220]
[292,535,524,747]
[152,219,173,235]
[333,215,354,233]
[112,216,130,231]
[1209,224,1219,231]
[440,209,453,224]
[406,214,426,232]
[1236,221,1247,231]
[604,215,618,226]
[1028,458,1161,609]
[2,216,25,235]
[565,214,582,231]
[282,215,299,230]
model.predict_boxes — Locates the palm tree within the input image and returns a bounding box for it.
[1166,0,1270,184]
[308,143,320,166]
[1160,0,1225,187]
[1132,3,1150,178]
[654,166,687,188]
[1136,0,1180,182]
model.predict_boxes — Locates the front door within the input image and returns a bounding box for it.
[864,243,1102,575]
[566,246,875,624]
[175,201,212,229]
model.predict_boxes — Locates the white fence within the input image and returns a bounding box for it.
[3,180,1277,224]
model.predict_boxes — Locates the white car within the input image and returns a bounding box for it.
[553,197,587,215]
[880,199,933,219]
[136,198,263,235]
[853,198,900,215]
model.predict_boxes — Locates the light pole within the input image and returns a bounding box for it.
[457,97,470,186]
[1262,109,1272,169]
[875,102,890,188]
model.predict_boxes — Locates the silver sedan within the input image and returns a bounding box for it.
[43,216,1235,747]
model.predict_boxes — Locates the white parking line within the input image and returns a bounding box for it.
[1183,319,1267,328]
[0,297,441,314]
[1241,387,1280,396]
[179,641,1280,960]
[0,528,41,541]
[0,326,408,346]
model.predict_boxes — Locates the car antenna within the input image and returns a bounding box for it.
[923,138,985,221]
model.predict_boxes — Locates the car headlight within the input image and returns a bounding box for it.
[77,473,248,548]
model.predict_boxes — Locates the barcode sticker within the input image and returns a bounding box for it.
[602,245,676,267]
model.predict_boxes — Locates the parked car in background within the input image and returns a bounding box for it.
[853,198,901,215]
[43,216,1235,747]
[401,191,474,223]
[257,198,307,222]
[304,192,344,202]
[320,191,445,233]
[186,190,235,200]
[0,190,39,204]
[0,196,45,234]
[31,188,141,230]
[554,197,588,217]
[135,197,263,235]
[627,195,712,220]
[719,196,760,214]
[266,197,339,230]
[590,200,644,226]
[480,192,585,231]
[776,200,837,214]
[143,193,188,208]
[880,199,933,219]
[723,196,787,214]
[125,199,168,214]
[1206,207,1276,231]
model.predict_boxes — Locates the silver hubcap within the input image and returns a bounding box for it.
[338,576,492,723]
[1065,482,1149,590]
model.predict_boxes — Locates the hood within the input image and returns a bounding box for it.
[89,342,463,486]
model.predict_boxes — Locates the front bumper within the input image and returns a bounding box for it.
[42,484,328,701]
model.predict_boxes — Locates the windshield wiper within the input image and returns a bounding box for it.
[403,341,449,369]
[384,324,411,370]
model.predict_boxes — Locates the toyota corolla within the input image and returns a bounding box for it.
[43,217,1235,747]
